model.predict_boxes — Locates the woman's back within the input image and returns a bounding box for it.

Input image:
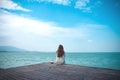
[56,45,65,64]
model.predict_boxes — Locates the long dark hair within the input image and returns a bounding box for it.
[56,44,65,57]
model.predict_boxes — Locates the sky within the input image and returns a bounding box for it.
[0,0,120,52]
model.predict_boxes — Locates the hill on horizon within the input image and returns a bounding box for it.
[0,46,25,51]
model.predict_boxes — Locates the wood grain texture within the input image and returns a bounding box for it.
[0,63,120,80]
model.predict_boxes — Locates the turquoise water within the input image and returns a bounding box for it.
[0,52,120,70]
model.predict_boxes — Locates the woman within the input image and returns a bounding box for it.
[56,44,65,64]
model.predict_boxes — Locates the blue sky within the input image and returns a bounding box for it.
[0,0,120,52]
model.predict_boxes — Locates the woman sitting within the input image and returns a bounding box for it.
[56,44,65,64]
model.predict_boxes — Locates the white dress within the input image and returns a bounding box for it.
[56,55,65,64]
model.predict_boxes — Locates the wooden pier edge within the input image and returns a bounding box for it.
[0,63,120,80]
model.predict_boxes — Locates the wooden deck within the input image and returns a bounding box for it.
[0,63,120,80]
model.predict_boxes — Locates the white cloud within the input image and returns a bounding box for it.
[1,10,118,52]
[0,10,108,39]
[87,39,93,43]
[75,0,91,12]
[75,0,89,8]
[0,10,87,38]
[0,10,88,51]
[36,0,70,5]
[0,0,31,12]
[33,0,102,13]
[37,0,91,12]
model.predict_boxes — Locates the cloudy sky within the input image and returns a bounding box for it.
[0,0,120,52]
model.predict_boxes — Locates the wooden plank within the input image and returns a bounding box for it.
[0,63,120,80]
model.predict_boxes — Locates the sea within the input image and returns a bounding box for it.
[0,52,120,70]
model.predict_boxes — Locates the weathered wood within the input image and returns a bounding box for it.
[0,63,120,80]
